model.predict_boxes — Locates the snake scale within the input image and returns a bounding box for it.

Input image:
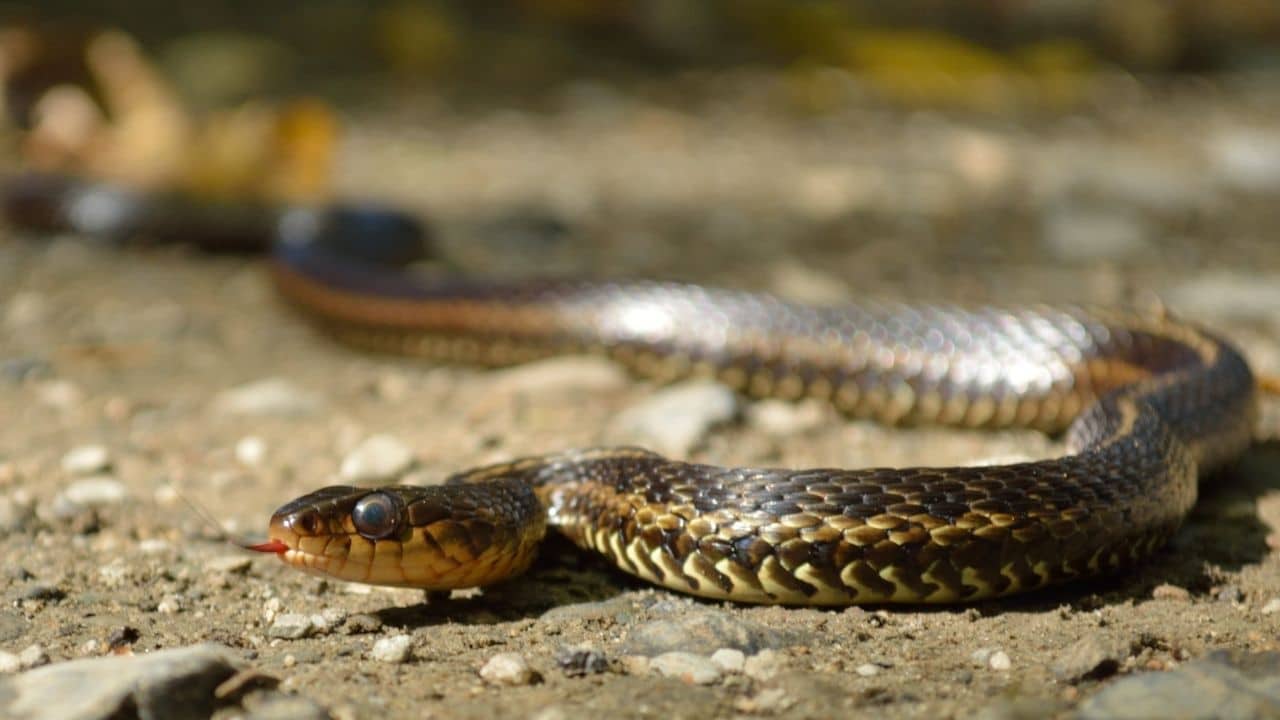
[4,174,1259,605]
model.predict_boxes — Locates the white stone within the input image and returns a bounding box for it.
[479,652,534,685]
[60,445,112,475]
[650,652,722,685]
[234,436,267,467]
[340,434,415,483]
[1261,598,1280,615]
[989,650,1012,670]
[59,476,128,508]
[709,647,746,673]
[369,634,414,663]
[1211,130,1280,191]
[214,378,321,416]
[855,663,881,677]
[18,644,49,670]
[267,613,315,640]
[0,651,20,673]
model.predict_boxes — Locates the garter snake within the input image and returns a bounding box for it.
[4,174,1259,605]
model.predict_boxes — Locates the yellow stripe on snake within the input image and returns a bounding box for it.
[248,241,1258,605]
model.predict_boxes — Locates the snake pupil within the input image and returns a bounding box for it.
[352,493,401,540]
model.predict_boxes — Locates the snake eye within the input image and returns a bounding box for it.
[352,493,402,540]
[294,511,321,535]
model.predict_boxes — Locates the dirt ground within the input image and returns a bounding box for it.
[3,77,1280,719]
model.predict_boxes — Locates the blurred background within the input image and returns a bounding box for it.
[2,0,1279,306]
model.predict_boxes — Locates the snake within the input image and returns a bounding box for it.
[4,173,1259,605]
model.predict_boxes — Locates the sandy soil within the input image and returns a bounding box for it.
[2,78,1280,719]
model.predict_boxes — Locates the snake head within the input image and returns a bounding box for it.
[252,482,546,590]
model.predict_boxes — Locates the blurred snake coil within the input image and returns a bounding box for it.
[5,175,1259,605]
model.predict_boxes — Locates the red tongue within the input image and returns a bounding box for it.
[245,539,289,554]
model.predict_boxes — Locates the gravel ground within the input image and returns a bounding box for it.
[2,77,1280,720]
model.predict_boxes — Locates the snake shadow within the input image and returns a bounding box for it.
[375,440,1280,627]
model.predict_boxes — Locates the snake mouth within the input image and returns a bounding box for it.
[245,539,290,554]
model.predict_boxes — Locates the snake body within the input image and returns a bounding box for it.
[2,174,1258,604]
[258,235,1257,605]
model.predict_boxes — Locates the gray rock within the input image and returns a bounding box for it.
[479,652,534,686]
[610,380,738,456]
[0,642,242,720]
[650,652,722,685]
[620,609,803,656]
[538,595,652,625]
[266,614,314,640]
[0,612,29,644]
[368,635,413,664]
[59,446,112,475]
[214,378,321,416]
[1042,205,1149,261]
[339,435,415,484]
[1052,636,1128,682]
[1077,650,1280,720]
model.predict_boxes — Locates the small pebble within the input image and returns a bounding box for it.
[0,651,19,673]
[650,652,723,685]
[1052,636,1127,683]
[710,648,746,673]
[1261,598,1280,615]
[60,445,112,475]
[309,608,346,635]
[1215,586,1244,604]
[1152,584,1191,601]
[137,539,171,555]
[369,634,413,663]
[743,649,783,681]
[988,650,1012,671]
[343,613,383,635]
[479,652,534,686]
[267,613,315,640]
[234,436,268,467]
[610,380,738,456]
[214,378,321,416]
[855,663,881,677]
[735,688,793,714]
[620,655,651,676]
[972,647,1008,669]
[36,379,83,409]
[18,643,49,669]
[555,646,609,677]
[340,434,415,483]
[55,474,128,507]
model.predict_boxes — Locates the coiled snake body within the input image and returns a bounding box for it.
[254,236,1257,605]
[3,175,1258,605]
